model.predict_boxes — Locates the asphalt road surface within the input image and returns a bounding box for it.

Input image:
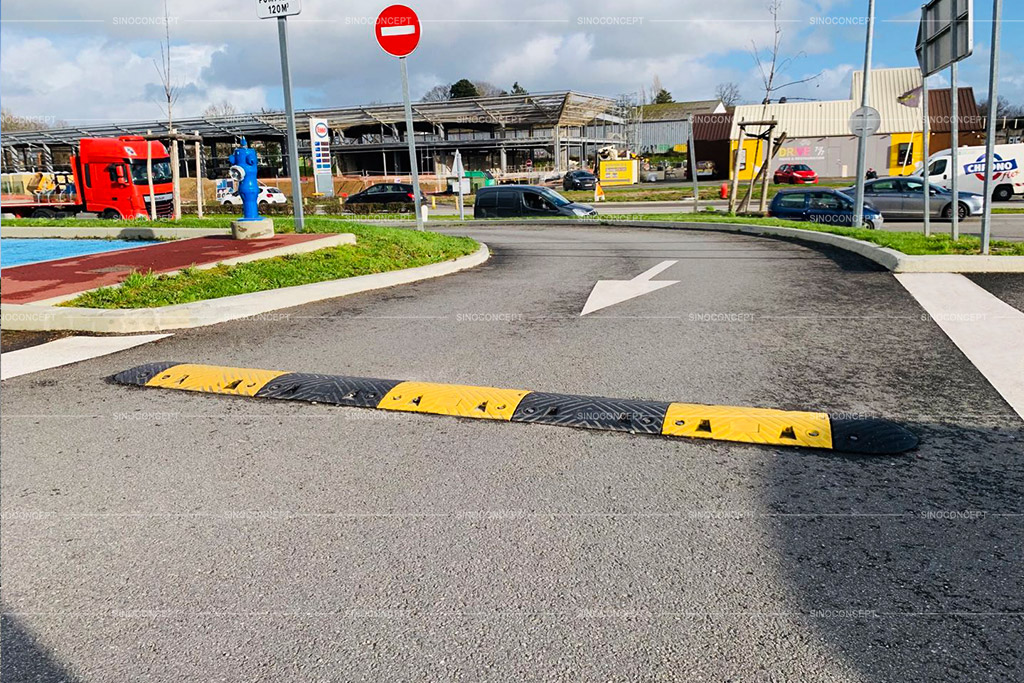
[3,223,1023,681]
[428,201,1024,241]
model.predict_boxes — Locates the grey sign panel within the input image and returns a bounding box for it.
[916,0,974,76]
[849,106,882,137]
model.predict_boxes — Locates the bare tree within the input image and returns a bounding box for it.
[750,0,821,106]
[472,80,504,97]
[1,108,52,131]
[421,84,452,102]
[203,101,237,118]
[152,0,179,129]
[977,95,1023,120]
[741,0,821,213]
[715,82,742,107]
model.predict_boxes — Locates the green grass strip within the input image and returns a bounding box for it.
[61,220,478,309]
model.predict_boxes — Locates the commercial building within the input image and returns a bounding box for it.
[927,87,985,151]
[0,91,624,180]
[728,68,927,181]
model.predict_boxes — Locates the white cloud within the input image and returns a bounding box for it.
[0,33,268,123]
[0,0,961,122]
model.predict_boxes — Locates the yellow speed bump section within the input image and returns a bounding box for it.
[379,381,531,421]
[662,403,832,449]
[145,363,288,397]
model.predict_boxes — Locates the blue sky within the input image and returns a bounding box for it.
[0,1,1021,124]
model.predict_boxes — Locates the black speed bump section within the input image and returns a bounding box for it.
[112,363,919,455]
[256,374,402,408]
[512,392,670,435]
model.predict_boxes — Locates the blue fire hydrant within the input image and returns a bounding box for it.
[228,138,260,221]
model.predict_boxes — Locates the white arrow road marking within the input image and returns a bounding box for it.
[580,260,679,316]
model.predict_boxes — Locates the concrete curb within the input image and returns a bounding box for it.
[1,244,489,333]
[1,225,231,240]
[436,219,1024,274]
[29,233,357,306]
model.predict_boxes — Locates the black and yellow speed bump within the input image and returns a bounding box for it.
[112,363,919,455]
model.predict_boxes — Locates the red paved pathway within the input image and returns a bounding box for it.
[1,234,336,304]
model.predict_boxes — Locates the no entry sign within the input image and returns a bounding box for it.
[375,4,420,58]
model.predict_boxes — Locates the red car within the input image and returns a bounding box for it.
[774,163,819,185]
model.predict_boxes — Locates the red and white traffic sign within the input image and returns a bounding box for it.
[375,4,421,58]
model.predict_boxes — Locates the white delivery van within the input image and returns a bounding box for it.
[919,144,1024,202]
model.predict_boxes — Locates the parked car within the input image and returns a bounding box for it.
[563,170,598,191]
[839,176,984,220]
[774,163,819,185]
[345,183,426,209]
[474,185,597,219]
[220,184,288,207]
[769,188,884,230]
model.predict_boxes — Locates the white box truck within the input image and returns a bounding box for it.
[918,143,1024,202]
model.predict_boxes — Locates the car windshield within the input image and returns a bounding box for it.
[129,158,173,185]
[538,187,572,207]
[791,165,812,172]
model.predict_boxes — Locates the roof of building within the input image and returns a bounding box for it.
[641,100,727,121]
[729,67,925,139]
[692,113,733,141]
[928,87,984,132]
[0,91,620,148]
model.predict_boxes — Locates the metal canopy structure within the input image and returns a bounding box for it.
[1,91,617,150]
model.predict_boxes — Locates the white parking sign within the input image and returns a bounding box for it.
[256,0,301,19]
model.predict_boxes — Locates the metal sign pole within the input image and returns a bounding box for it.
[454,149,465,221]
[728,126,745,215]
[277,16,305,233]
[946,62,954,241]
[980,0,1003,255]
[400,56,424,231]
[922,70,932,236]
[853,0,876,230]
[687,116,700,213]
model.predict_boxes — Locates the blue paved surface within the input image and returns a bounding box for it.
[0,238,157,268]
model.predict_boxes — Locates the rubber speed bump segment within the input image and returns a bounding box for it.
[112,364,919,455]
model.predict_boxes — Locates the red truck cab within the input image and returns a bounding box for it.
[1,136,174,219]
[74,136,174,219]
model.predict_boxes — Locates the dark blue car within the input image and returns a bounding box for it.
[769,188,884,230]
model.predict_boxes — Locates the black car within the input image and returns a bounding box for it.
[474,185,597,219]
[345,183,426,208]
[768,188,884,230]
[562,170,598,191]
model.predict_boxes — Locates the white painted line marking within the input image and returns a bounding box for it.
[380,25,415,36]
[581,260,679,317]
[896,273,1024,421]
[1,334,171,380]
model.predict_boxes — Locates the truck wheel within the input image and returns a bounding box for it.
[100,209,122,220]
[993,185,1013,202]
[31,208,56,219]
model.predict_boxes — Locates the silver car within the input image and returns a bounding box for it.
[841,176,985,220]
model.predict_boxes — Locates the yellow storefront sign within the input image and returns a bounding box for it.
[598,159,638,186]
